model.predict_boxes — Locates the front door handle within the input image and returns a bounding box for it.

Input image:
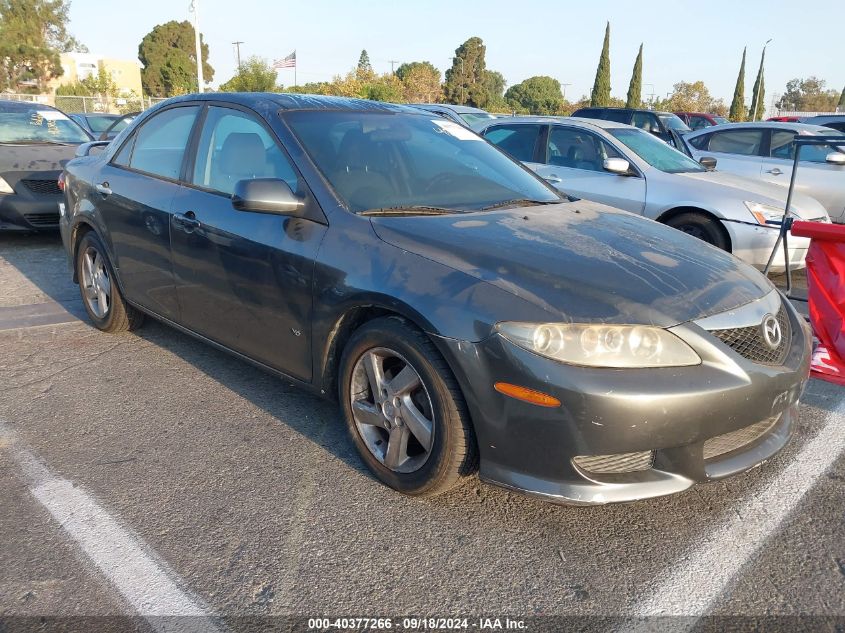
[173,211,201,232]
[95,182,111,195]
[767,168,783,176]
[545,175,562,184]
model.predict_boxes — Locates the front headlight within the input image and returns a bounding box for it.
[496,322,701,368]
[0,176,13,194]
[745,201,788,226]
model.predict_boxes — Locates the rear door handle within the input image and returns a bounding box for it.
[95,182,111,195]
[173,211,201,232]
[766,168,783,176]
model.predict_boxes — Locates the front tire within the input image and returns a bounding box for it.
[339,316,477,496]
[665,212,729,251]
[75,231,144,333]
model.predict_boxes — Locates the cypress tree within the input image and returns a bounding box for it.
[729,47,747,122]
[839,86,845,111]
[590,22,611,107]
[626,43,643,108]
[749,48,766,121]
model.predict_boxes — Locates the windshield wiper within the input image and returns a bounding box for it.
[478,198,562,211]
[360,206,459,216]
[0,139,74,146]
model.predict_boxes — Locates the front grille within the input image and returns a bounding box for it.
[708,307,790,365]
[21,178,61,195]
[573,451,654,474]
[23,212,59,227]
[703,416,780,461]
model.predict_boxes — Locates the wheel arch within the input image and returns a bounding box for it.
[656,206,733,252]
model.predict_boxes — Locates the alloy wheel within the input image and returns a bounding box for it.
[81,246,111,319]
[349,347,435,473]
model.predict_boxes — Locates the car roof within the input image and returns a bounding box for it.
[803,114,845,123]
[475,115,633,132]
[574,106,676,116]
[409,103,487,114]
[0,99,60,112]
[161,92,426,114]
[685,120,838,136]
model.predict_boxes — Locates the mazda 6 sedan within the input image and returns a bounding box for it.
[60,93,811,505]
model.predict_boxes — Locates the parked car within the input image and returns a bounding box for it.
[801,114,845,133]
[0,99,92,231]
[68,113,132,140]
[684,122,845,223]
[408,103,495,127]
[474,116,829,270]
[61,93,810,505]
[675,111,730,130]
[767,116,802,122]
[570,107,691,147]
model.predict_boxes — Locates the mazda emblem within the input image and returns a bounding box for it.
[761,314,782,350]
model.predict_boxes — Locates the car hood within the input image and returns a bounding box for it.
[370,200,773,328]
[0,142,80,173]
[675,170,828,219]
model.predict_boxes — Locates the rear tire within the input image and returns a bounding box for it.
[665,212,729,251]
[339,316,477,497]
[75,231,144,333]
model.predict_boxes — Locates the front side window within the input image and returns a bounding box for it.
[608,128,705,174]
[707,129,764,156]
[657,113,691,131]
[0,103,91,144]
[769,130,845,164]
[547,126,622,171]
[286,112,559,213]
[631,111,659,133]
[124,106,199,180]
[481,124,542,162]
[688,116,711,131]
[192,106,298,195]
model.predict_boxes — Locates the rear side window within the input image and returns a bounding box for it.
[688,116,710,131]
[573,108,602,119]
[770,129,845,163]
[483,124,542,162]
[123,106,200,180]
[707,129,764,156]
[603,109,631,124]
[547,126,621,171]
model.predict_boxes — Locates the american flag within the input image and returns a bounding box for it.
[273,51,296,69]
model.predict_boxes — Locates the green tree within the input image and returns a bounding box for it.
[138,20,214,97]
[749,48,766,121]
[396,62,442,103]
[219,56,277,92]
[505,76,564,115]
[444,36,489,108]
[655,80,720,113]
[0,0,85,92]
[729,47,747,122]
[363,74,404,102]
[483,70,506,100]
[590,22,611,107]
[625,43,643,108]
[357,50,372,73]
[776,77,840,112]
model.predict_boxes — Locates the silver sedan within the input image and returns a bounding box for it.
[473,116,830,271]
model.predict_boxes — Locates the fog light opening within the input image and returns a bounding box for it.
[493,382,561,408]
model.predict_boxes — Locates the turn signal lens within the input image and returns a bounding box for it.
[494,382,561,408]
[57,172,66,191]
[0,176,13,194]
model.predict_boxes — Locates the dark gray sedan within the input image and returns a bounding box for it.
[60,93,810,505]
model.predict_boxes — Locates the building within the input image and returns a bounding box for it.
[50,53,143,97]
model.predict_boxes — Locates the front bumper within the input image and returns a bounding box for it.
[0,170,63,231]
[723,220,809,272]
[436,296,811,505]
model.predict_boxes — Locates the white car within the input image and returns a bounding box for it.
[473,116,830,271]
[684,122,845,223]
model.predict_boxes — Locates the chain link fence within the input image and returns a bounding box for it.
[1,92,168,114]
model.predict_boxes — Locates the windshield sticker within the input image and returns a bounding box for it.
[35,109,69,121]
[432,119,481,141]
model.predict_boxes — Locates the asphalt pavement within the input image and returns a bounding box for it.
[1,233,843,632]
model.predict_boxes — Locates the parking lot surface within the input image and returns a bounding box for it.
[1,234,844,631]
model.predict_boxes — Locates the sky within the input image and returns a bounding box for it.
[66,0,843,106]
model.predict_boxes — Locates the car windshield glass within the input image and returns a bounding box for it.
[609,128,705,173]
[285,111,561,213]
[0,105,90,143]
[459,111,495,125]
[713,116,729,124]
[85,115,127,133]
[657,113,691,131]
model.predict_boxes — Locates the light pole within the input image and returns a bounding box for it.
[750,39,772,120]
[232,41,244,69]
[562,83,572,101]
[643,83,655,108]
[189,0,204,93]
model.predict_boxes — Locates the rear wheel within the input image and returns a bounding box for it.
[75,232,144,332]
[339,316,477,496]
[665,212,729,251]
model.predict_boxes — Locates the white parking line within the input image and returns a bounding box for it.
[627,393,845,627]
[0,421,226,633]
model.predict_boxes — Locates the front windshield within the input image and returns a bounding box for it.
[460,112,496,126]
[609,128,705,174]
[286,111,560,213]
[0,105,91,144]
[657,113,691,131]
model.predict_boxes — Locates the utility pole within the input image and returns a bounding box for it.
[561,83,572,101]
[189,0,204,92]
[232,41,244,69]
[643,83,655,108]
[389,60,399,74]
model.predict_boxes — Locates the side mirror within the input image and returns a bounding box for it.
[825,152,845,166]
[699,156,718,171]
[603,158,631,175]
[232,178,305,215]
[75,140,111,157]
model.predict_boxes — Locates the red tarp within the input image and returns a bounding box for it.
[791,221,845,386]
